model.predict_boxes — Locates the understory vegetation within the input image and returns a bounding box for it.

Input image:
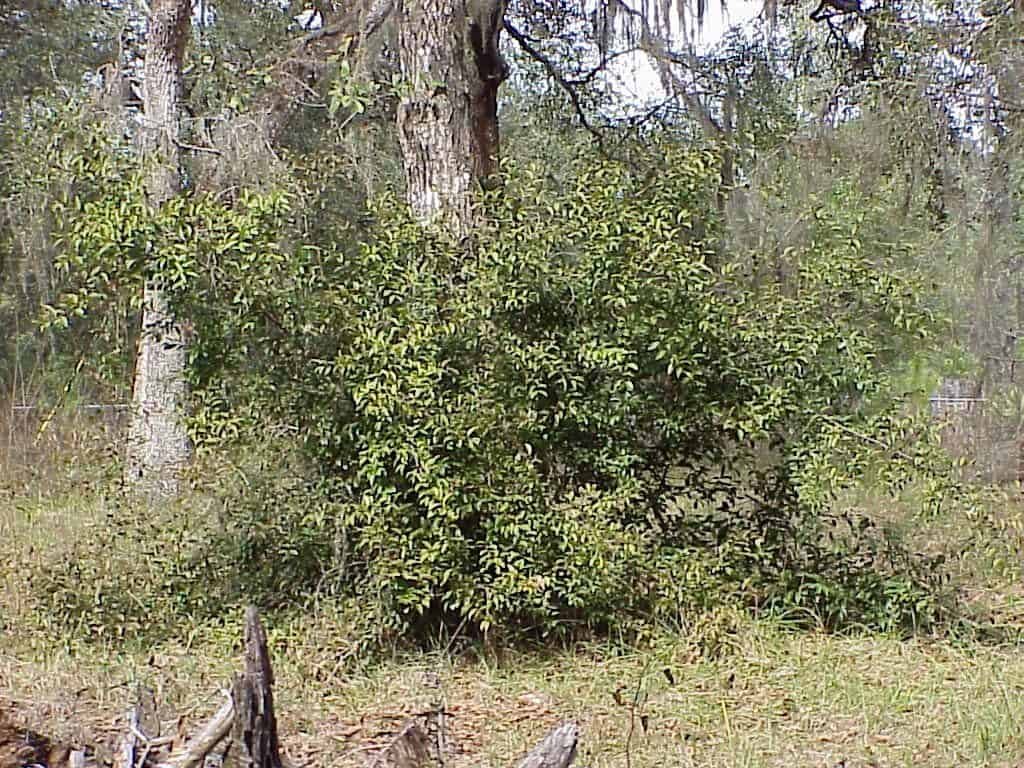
[4,480,1024,767]
[17,113,966,643]
[3,0,1024,762]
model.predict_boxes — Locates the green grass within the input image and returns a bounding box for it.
[3,472,1024,767]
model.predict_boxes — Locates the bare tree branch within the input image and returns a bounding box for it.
[503,19,606,149]
[602,0,724,137]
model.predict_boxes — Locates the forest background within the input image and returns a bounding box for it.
[2,0,1024,764]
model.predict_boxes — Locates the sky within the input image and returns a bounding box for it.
[604,0,764,108]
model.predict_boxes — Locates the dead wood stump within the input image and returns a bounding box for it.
[369,721,432,768]
[515,722,578,768]
[222,607,284,768]
[366,718,579,768]
[23,606,582,768]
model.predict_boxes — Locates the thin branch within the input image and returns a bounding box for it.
[294,0,392,53]
[604,95,679,144]
[174,139,223,156]
[565,47,645,87]
[819,415,922,465]
[605,0,725,137]
[623,664,648,768]
[251,0,395,144]
[503,20,605,150]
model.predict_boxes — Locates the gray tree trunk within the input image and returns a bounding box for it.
[395,0,507,232]
[125,0,193,499]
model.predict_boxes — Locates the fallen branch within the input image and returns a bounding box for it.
[156,697,233,768]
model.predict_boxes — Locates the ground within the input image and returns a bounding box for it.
[4,613,1024,767]
[3,463,1024,768]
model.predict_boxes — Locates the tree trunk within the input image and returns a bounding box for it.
[125,0,193,499]
[395,0,507,233]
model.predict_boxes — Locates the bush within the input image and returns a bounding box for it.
[32,493,231,641]
[50,145,956,639]
[30,447,348,643]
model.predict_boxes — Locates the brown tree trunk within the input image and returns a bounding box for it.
[125,0,193,499]
[395,0,507,233]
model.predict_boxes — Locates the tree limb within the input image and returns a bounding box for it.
[293,0,392,54]
[156,697,234,768]
[503,20,605,150]
[253,0,395,144]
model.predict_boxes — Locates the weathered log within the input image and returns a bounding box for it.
[222,607,284,768]
[515,722,578,768]
[157,698,233,768]
[369,721,432,768]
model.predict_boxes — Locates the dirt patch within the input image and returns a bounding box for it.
[0,710,74,768]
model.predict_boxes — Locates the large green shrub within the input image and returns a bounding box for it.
[191,150,951,632]
[49,143,954,638]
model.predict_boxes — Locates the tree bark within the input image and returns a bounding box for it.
[395,0,507,233]
[126,0,193,499]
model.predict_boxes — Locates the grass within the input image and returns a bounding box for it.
[4,606,1024,767]
[3,451,1024,767]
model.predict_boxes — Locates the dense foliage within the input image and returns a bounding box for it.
[38,128,956,638]
[11,0,1021,644]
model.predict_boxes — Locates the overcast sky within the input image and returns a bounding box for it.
[607,1,763,107]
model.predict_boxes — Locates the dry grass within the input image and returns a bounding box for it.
[0,404,123,499]
[3,475,1024,767]
[3,608,1024,768]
